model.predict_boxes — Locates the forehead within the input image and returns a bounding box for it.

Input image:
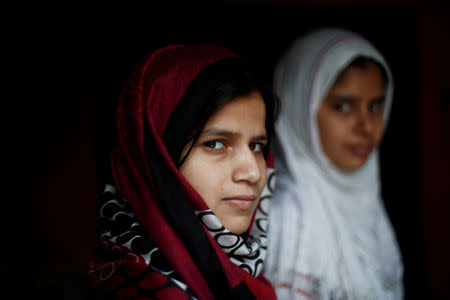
[334,62,384,86]
[203,92,266,134]
[328,63,385,96]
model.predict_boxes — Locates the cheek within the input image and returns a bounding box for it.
[318,115,349,149]
[257,160,268,193]
[372,119,385,146]
[193,176,222,208]
[180,155,225,207]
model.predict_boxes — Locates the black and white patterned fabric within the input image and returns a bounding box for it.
[97,184,198,299]
[196,168,275,277]
[96,168,275,292]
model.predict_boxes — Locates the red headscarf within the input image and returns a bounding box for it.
[88,45,276,299]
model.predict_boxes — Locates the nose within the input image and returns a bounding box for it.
[355,108,374,136]
[231,147,262,185]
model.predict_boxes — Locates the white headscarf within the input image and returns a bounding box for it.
[264,28,404,300]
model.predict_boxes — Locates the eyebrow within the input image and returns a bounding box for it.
[327,94,386,103]
[200,127,268,141]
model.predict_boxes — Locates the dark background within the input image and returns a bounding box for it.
[4,1,449,299]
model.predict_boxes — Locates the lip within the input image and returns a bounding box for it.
[223,195,257,210]
[348,144,372,157]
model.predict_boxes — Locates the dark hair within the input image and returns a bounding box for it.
[163,58,279,168]
[337,56,389,87]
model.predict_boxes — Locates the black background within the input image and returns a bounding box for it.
[4,2,447,299]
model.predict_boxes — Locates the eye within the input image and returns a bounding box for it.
[249,142,265,152]
[369,100,385,113]
[204,140,226,150]
[334,102,351,113]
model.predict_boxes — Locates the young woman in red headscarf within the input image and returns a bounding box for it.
[88,44,279,300]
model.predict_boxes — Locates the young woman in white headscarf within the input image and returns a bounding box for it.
[263,28,404,300]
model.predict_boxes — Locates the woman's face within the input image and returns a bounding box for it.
[180,92,267,234]
[317,62,386,172]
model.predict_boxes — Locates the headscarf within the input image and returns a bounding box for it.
[264,28,403,300]
[88,45,277,300]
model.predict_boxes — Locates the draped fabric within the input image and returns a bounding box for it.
[263,28,403,300]
[88,45,277,299]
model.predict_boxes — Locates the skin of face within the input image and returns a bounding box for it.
[317,62,386,172]
[180,92,268,234]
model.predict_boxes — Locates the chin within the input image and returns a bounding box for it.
[224,217,252,235]
[340,160,367,172]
